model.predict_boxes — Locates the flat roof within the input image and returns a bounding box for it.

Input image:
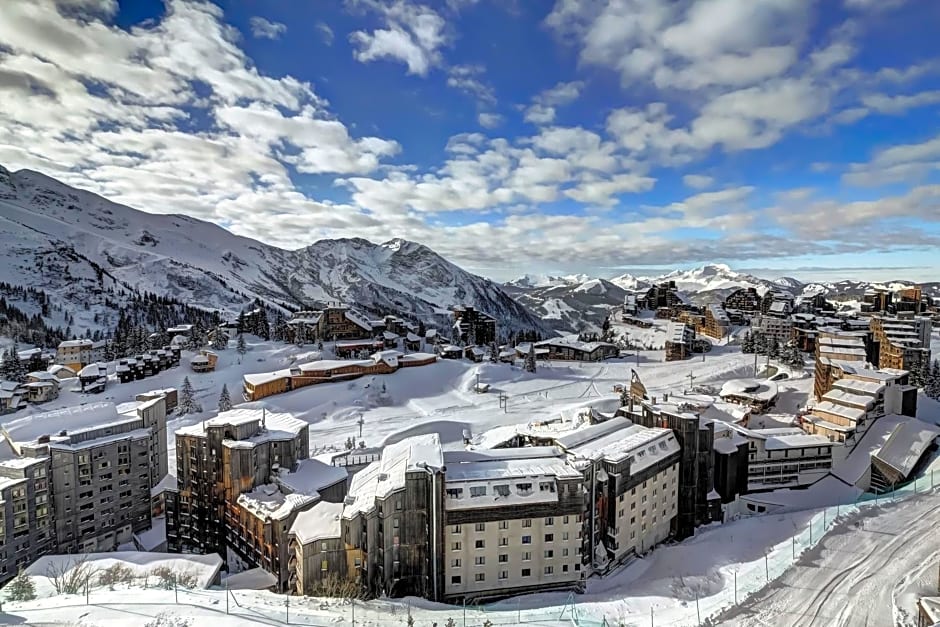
[1,402,140,445]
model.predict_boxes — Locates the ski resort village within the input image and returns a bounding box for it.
[0,268,939,626]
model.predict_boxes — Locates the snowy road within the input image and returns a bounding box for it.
[719,493,940,627]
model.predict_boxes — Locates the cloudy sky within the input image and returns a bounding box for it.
[1,0,939,282]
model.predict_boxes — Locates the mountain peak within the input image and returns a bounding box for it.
[381,238,428,255]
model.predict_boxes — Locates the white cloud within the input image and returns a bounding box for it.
[843,132,940,187]
[249,16,287,40]
[447,64,496,104]
[861,90,940,114]
[524,104,556,125]
[682,174,714,190]
[316,21,335,46]
[536,81,584,106]
[477,112,503,128]
[349,1,448,76]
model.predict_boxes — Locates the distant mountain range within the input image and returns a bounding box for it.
[0,164,550,339]
[507,263,938,333]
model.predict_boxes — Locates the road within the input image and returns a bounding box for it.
[719,492,940,627]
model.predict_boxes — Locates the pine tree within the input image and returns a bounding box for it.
[417,320,426,338]
[218,384,232,412]
[4,342,26,383]
[177,376,203,416]
[236,333,247,357]
[211,329,228,351]
[741,330,753,353]
[6,568,35,601]
[524,344,537,373]
[489,341,499,363]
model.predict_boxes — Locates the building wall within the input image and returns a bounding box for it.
[0,459,54,584]
[289,534,348,595]
[746,443,833,490]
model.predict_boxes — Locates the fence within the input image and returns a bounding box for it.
[3,473,938,627]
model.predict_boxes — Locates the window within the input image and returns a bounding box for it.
[562,548,569,557]
[522,519,532,528]
[321,559,329,572]
[446,488,463,499]
[494,484,510,497]
[631,516,636,524]
[499,537,508,546]
[544,550,554,559]
[522,535,531,545]
[451,576,462,584]
[475,556,485,565]
[563,515,569,524]
[516,482,532,494]
[562,532,569,541]
[475,523,485,532]
[452,525,461,534]
[498,554,508,563]
[642,495,647,503]
[451,559,461,567]
[475,539,485,549]
[545,517,554,526]
[539,481,555,492]
[498,520,508,530]
[452,542,462,551]
[544,533,554,543]
[393,518,400,529]
[522,551,531,561]
[521,568,531,577]
[631,502,636,510]
[499,570,508,580]
[544,566,554,575]
[470,486,487,497]
[619,494,624,503]
[618,509,624,519]
[475,573,485,582]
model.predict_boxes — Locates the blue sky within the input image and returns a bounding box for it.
[1,0,939,282]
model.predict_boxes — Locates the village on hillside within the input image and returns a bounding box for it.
[0,279,938,626]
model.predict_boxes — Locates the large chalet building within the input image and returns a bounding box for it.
[452,306,497,346]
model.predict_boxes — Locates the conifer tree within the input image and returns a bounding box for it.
[236,333,247,358]
[924,359,940,400]
[489,341,499,363]
[7,568,35,601]
[218,384,232,412]
[177,376,203,416]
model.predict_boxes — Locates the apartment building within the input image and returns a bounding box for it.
[736,427,833,491]
[54,339,106,371]
[813,332,869,400]
[752,315,793,345]
[0,457,54,581]
[0,397,168,581]
[556,418,680,573]
[167,408,309,559]
[723,287,762,315]
[288,500,347,595]
[664,322,695,361]
[452,306,497,346]
[869,315,932,371]
[702,304,731,340]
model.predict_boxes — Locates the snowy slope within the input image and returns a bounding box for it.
[503,276,627,333]
[0,164,548,336]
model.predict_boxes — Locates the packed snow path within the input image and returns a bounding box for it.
[719,493,940,627]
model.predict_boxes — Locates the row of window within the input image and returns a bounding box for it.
[450,532,573,551]
[450,564,578,584]
[450,547,574,567]
[446,481,557,500]
[450,516,576,534]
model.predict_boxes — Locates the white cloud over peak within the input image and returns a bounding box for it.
[477,112,504,128]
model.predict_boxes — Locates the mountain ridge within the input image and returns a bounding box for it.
[0,164,550,339]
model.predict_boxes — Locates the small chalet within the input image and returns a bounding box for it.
[535,335,618,362]
[48,364,77,379]
[0,381,26,412]
[191,349,218,373]
[440,345,464,360]
[166,324,194,339]
[25,381,58,403]
[78,363,108,393]
[464,346,485,362]
[381,330,400,348]
[404,332,422,351]
[137,388,179,413]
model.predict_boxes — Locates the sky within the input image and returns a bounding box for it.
[0,0,939,283]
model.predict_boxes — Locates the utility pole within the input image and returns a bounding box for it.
[357,413,364,439]
[686,371,695,394]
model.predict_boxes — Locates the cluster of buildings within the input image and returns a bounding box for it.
[0,395,170,582]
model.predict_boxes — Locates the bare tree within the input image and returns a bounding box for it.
[97,563,135,590]
[45,555,98,595]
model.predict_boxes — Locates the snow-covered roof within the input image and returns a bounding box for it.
[151,473,178,496]
[873,420,940,477]
[236,483,317,521]
[77,363,107,377]
[811,401,866,422]
[176,408,307,446]
[243,368,295,386]
[297,360,372,373]
[47,364,76,376]
[764,433,832,450]
[344,309,373,331]
[707,304,730,324]
[768,301,789,313]
[371,350,401,367]
[276,458,348,495]
[535,335,617,353]
[190,355,209,364]
[26,371,56,381]
[833,378,884,396]
[400,352,437,363]
[406,332,422,342]
[666,321,691,343]
[343,434,442,518]
[382,331,399,340]
[558,418,680,471]
[57,339,93,348]
[1,402,138,445]
[719,379,778,402]
[166,324,193,333]
[290,500,344,545]
[223,567,278,590]
[801,414,854,433]
[26,552,222,591]
[822,389,874,410]
[288,312,322,325]
[425,328,438,339]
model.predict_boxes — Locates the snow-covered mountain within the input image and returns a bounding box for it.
[502,276,629,333]
[0,165,549,337]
